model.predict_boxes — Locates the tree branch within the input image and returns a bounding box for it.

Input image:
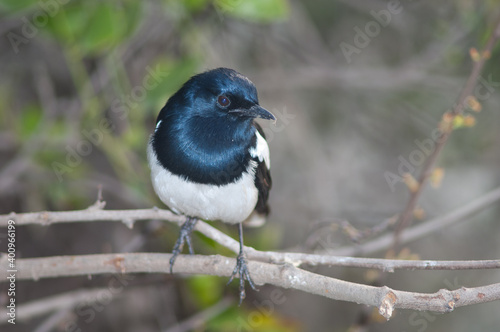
[394,15,500,245]
[2,188,500,319]
[1,253,499,320]
[0,288,114,324]
[2,186,500,271]
[164,297,233,332]
[328,185,500,257]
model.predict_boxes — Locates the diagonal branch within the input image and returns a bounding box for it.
[328,185,500,257]
[394,15,500,246]
[164,298,233,332]
[0,288,115,324]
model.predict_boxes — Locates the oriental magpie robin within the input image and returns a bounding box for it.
[147,67,274,303]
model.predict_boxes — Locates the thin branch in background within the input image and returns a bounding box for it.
[340,215,398,243]
[0,62,59,194]
[393,15,500,247]
[0,288,110,323]
[33,308,72,332]
[0,155,31,193]
[330,185,500,257]
[163,298,233,332]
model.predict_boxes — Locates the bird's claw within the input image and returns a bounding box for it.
[169,217,198,273]
[227,252,257,305]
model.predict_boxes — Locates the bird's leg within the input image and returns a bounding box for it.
[227,222,257,305]
[169,216,198,273]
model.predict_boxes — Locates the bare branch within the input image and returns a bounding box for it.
[2,186,500,271]
[1,188,499,320]
[0,285,231,329]
[164,297,233,332]
[0,288,112,324]
[0,207,184,227]
[1,253,499,320]
[329,185,500,257]
[248,250,500,272]
[394,15,500,245]
[2,190,500,320]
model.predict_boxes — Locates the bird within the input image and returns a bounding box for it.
[147,67,274,303]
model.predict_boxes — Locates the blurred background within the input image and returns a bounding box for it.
[1,0,500,331]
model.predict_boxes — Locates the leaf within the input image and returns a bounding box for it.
[185,0,210,12]
[80,3,123,53]
[0,0,38,12]
[439,112,454,133]
[469,47,481,62]
[144,57,200,110]
[45,1,141,51]
[465,95,482,112]
[45,2,90,43]
[463,114,476,127]
[413,206,426,220]
[402,173,419,192]
[123,125,147,150]
[19,105,42,138]
[216,0,289,23]
[452,114,475,129]
[208,306,299,332]
[121,1,143,37]
[187,275,223,307]
[430,167,444,188]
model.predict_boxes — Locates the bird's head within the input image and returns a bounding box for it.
[157,68,275,125]
[151,68,274,184]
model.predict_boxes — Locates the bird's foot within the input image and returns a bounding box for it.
[227,251,257,305]
[170,217,198,273]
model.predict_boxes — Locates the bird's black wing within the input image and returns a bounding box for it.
[252,122,272,216]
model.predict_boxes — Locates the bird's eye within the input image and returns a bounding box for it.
[217,95,230,107]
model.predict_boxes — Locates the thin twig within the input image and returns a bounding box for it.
[163,297,233,332]
[394,15,500,246]
[0,288,110,324]
[33,308,72,332]
[329,185,500,257]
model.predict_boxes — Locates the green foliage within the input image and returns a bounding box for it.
[184,0,210,12]
[207,306,299,332]
[80,3,121,53]
[17,104,42,138]
[2,0,290,327]
[144,57,200,111]
[0,0,38,12]
[45,0,142,54]
[215,0,289,23]
[187,275,224,307]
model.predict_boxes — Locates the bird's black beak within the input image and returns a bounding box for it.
[229,105,276,121]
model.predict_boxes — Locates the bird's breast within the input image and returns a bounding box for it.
[148,142,259,223]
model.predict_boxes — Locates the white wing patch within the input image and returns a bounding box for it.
[155,120,162,131]
[249,130,270,169]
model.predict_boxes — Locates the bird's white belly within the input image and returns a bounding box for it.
[148,144,258,224]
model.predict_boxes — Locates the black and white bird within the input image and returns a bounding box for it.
[147,67,274,303]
